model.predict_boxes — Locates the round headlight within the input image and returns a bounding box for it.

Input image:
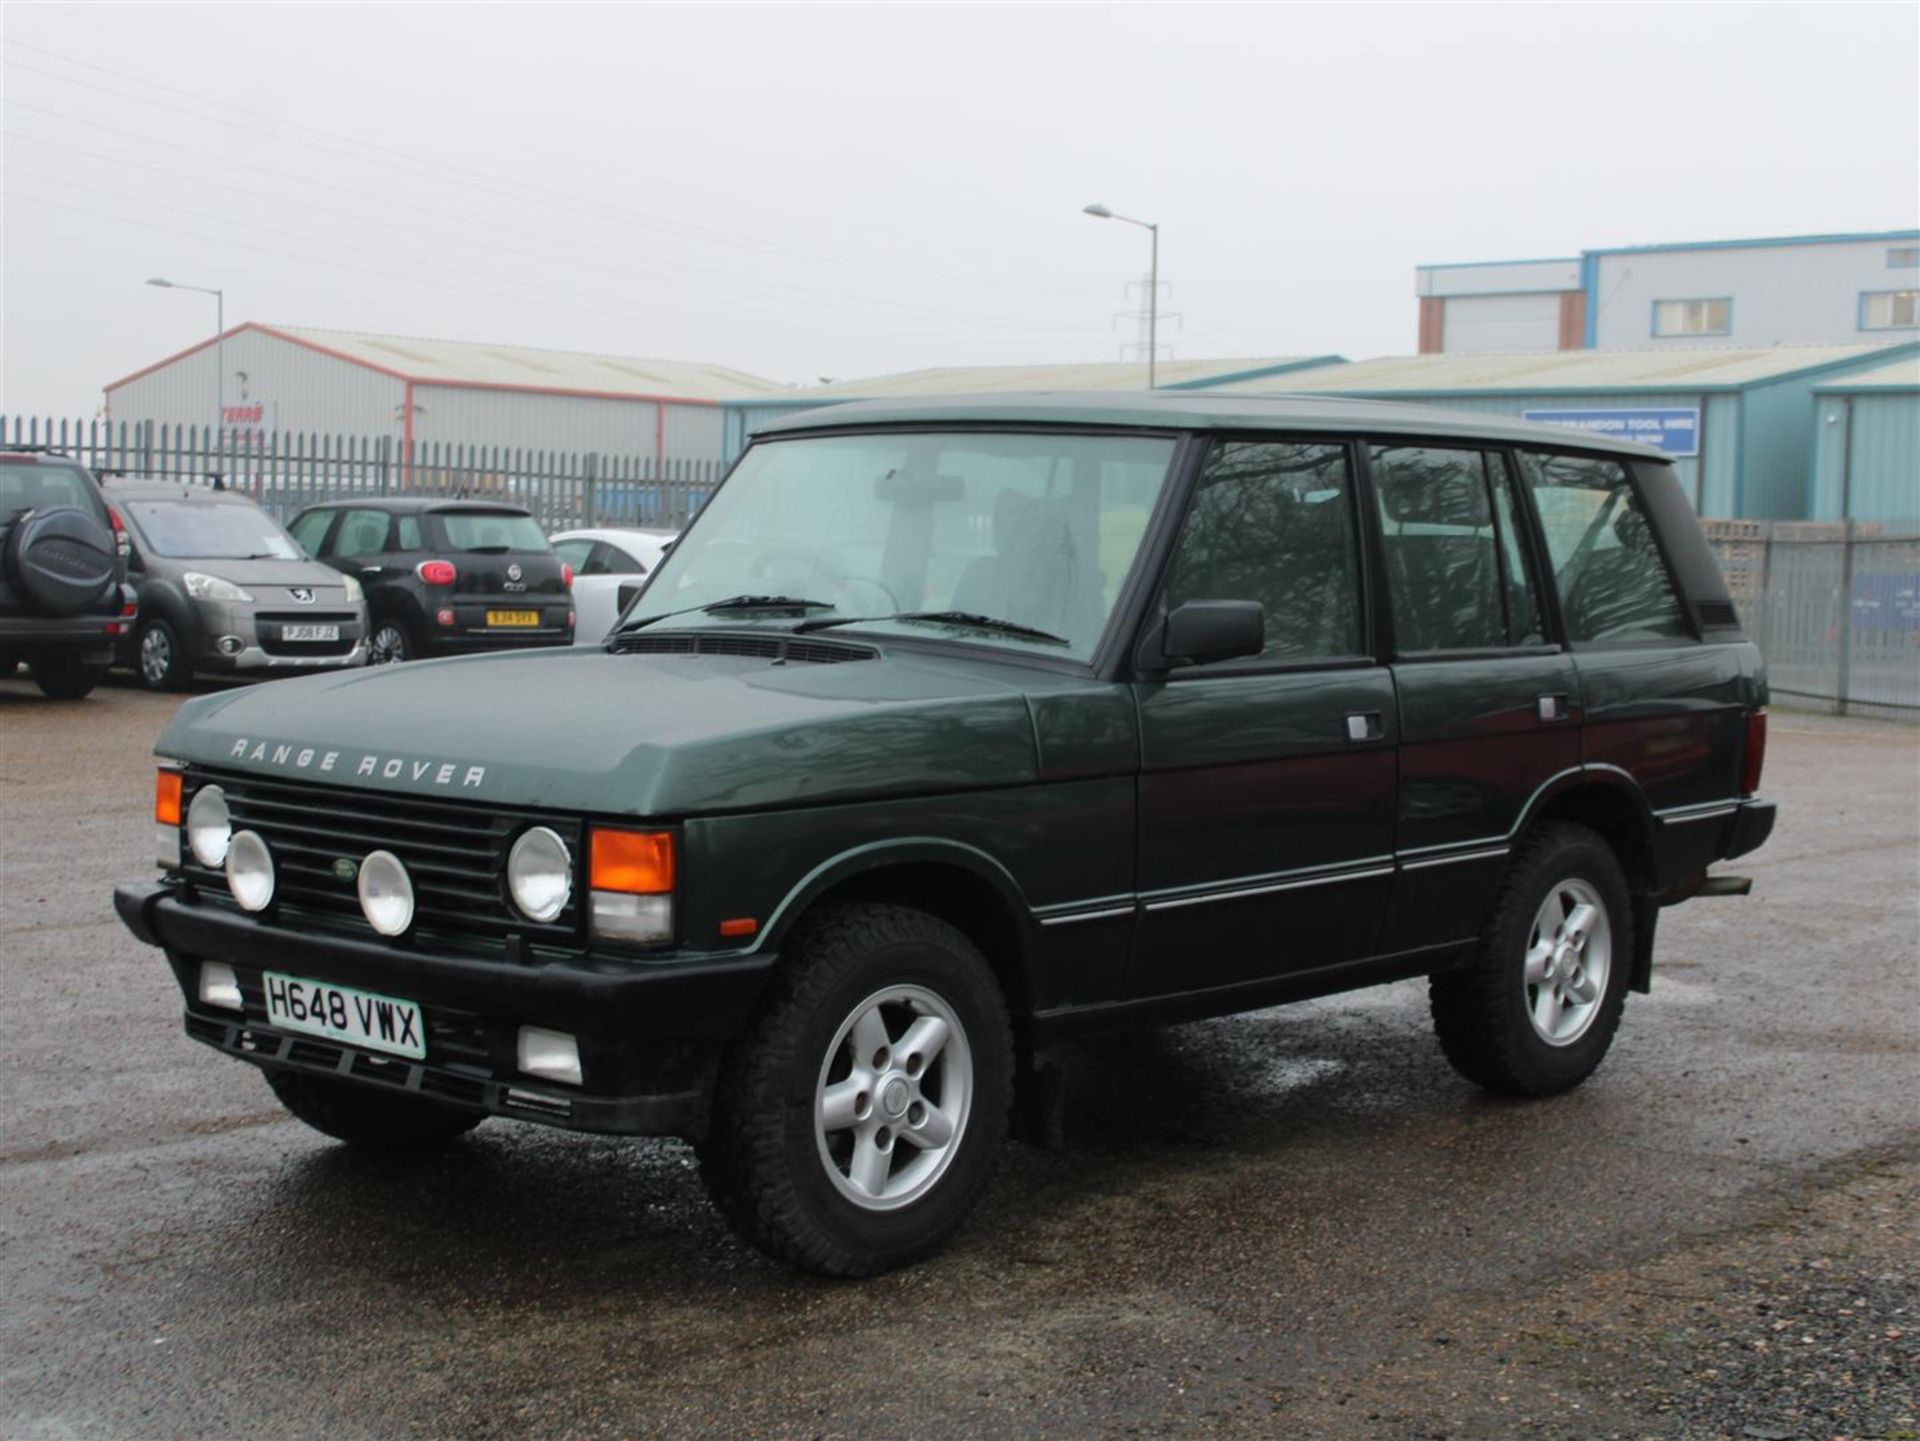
[225,829,275,913]
[358,850,415,937]
[186,784,232,868]
[508,826,573,923]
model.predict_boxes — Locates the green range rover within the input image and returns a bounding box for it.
[115,394,1775,1275]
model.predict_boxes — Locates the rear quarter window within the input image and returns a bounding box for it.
[1,464,102,525]
[1517,451,1690,644]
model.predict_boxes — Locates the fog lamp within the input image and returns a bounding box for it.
[186,784,232,867]
[357,849,415,937]
[225,829,275,913]
[507,826,572,922]
[516,1026,582,1086]
[198,961,243,1011]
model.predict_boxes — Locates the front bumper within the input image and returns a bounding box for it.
[191,598,367,672]
[115,880,776,1137]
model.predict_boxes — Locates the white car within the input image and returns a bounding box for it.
[550,527,676,642]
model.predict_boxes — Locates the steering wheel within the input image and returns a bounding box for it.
[749,548,898,613]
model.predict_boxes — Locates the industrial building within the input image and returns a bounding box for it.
[1216,343,1918,519]
[103,323,789,467]
[1417,230,1920,354]
[1811,355,1920,521]
[719,356,1345,463]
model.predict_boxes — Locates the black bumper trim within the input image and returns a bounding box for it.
[115,880,775,1041]
[1723,798,1776,861]
[184,1011,706,1137]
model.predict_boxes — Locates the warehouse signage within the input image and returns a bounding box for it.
[219,400,277,448]
[1522,406,1701,457]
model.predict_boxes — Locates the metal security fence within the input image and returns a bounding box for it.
[2,416,725,532]
[1705,519,1920,720]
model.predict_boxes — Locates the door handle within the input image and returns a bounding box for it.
[1537,694,1572,722]
[1345,712,1385,743]
[360,565,385,576]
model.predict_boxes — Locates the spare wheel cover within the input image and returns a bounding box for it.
[5,506,117,616]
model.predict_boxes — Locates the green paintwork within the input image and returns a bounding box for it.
[754,391,1664,462]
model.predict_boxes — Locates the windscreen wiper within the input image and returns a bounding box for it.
[797,610,1070,646]
[616,594,837,634]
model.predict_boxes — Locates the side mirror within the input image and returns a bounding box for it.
[1152,599,1265,669]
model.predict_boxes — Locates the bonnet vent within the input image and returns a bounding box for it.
[612,633,876,664]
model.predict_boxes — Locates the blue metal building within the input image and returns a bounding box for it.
[1810,357,1920,521]
[1219,344,1919,519]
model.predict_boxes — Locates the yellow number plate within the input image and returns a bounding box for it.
[486,610,541,627]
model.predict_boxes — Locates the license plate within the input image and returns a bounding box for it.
[486,610,541,628]
[263,971,426,1059]
[278,624,340,642]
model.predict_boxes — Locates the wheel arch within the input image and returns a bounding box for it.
[758,840,1040,1019]
[1515,766,1662,993]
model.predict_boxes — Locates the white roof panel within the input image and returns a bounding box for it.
[791,357,1334,398]
[1220,345,1913,395]
[264,325,789,401]
[1812,356,1920,392]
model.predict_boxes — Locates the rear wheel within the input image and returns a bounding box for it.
[29,653,106,700]
[1429,822,1632,1097]
[136,618,192,691]
[267,1069,481,1150]
[698,903,1013,1276]
[367,619,414,665]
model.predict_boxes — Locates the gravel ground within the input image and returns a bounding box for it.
[2,678,1916,1440]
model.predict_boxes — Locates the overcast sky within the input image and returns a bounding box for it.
[4,2,1917,417]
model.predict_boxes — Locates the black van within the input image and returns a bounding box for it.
[287,499,574,663]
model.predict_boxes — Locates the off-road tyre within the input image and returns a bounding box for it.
[136,617,193,691]
[1429,821,1633,1098]
[29,654,106,700]
[267,1069,482,1150]
[697,903,1014,1277]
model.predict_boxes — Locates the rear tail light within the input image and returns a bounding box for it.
[416,559,456,586]
[562,563,574,589]
[1740,709,1767,795]
[107,505,130,558]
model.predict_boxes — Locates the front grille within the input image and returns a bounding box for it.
[613,633,875,664]
[180,768,584,944]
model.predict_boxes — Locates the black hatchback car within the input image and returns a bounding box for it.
[287,500,573,663]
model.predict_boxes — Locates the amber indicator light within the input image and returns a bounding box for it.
[589,828,674,894]
[718,917,758,939]
[154,770,183,826]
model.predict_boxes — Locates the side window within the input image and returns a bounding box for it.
[1372,446,1542,652]
[333,508,393,557]
[552,538,594,572]
[288,510,334,556]
[394,515,425,552]
[1517,451,1688,644]
[1159,441,1364,665]
[598,543,647,576]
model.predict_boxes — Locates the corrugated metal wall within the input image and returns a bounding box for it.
[1812,390,1920,519]
[108,330,404,435]
[415,388,723,466]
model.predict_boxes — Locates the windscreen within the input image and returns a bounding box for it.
[627,430,1179,661]
[1,464,101,525]
[126,499,301,560]
[436,512,550,552]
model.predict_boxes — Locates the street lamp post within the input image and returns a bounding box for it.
[1082,203,1159,389]
[146,277,225,450]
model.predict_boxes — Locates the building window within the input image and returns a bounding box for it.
[1888,247,1919,269]
[1860,290,1920,330]
[1651,298,1732,337]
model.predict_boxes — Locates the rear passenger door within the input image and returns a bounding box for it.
[1369,444,1581,952]
[1517,451,1746,880]
[1129,439,1398,1000]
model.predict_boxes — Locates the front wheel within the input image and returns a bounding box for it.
[136,618,192,691]
[267,1069,482,1150]
[1429,822,1633,1097]
[366,619,414,665]
[698,904,1013,1276]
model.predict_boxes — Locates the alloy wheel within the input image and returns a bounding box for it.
[1522,877,1613,1047]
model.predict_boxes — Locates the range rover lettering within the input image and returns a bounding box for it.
[115,394,1775,1276]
